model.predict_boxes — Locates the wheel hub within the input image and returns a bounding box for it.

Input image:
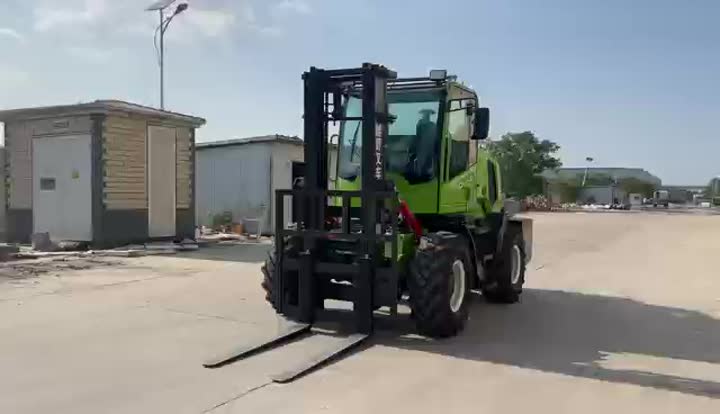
[450,259,466,313]
[510,245,522,285]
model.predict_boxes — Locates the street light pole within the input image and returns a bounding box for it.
[159,10,164,109]
[582,156,594,187]
[146,1,188,110]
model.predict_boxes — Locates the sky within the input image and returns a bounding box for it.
[0,0,718,185]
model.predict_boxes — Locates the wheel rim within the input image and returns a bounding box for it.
[450,259,466,313]
[510,245,522,285]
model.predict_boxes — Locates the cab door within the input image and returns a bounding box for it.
[439,98,474,213]
[468,149,488,215]
[488,158,504,212]
[469,153,503,216]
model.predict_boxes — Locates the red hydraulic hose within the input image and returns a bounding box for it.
[399,200,423,240]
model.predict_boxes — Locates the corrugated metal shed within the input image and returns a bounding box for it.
[196,135,303,234]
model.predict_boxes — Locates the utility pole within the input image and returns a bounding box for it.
[145,0,188,110]
[158,10,165,109]
[582,156,594,187]
[159,10,164,109]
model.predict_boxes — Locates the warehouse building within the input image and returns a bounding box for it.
[0,100,205,246]
[542,167,662,204]
[195,135,305,235]
[541,167,662,187]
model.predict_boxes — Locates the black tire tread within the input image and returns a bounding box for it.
[484,225,526,304]
[261,248,279,310]
[408,231,471,338]
[261,239,300,310]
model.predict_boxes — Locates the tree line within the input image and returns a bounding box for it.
[487,131,657,201]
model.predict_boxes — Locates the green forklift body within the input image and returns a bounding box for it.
[334,82,503,218]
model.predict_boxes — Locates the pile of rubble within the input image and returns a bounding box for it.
[521,195,551,211]
[9,239,200,260]
[1,233,202,261]
[552,203,579,212]
[1,228,270,262]
[196,226,269,244]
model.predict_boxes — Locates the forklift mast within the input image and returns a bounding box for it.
[302,63,396,216]
[274,63,400,334]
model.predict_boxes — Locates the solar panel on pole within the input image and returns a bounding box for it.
[145,0,176,11]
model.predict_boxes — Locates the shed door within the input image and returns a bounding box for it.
[32,135,92,241]
[148,126,177,237]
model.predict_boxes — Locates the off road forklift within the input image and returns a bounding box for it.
[205,63,533,382]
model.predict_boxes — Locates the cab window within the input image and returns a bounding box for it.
[447,103,470,179]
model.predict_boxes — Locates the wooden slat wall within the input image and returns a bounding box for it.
[103,116,148,210]
[5,122,32,209]
[176,127,192,209]
[0,147,6,233]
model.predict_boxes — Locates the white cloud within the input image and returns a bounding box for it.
[184,9,237,37]
[0,28,23,41]
[66,46,114,63]
[273,0,312,16]
[0,65,30,86]
[27,0,313,45]
[257,26,283,38]
[33,0,108,32]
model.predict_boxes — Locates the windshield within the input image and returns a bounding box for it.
[338,91,441,183]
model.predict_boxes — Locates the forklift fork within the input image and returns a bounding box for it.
[204,319,369,383]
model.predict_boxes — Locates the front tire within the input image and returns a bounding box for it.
[261,238,300,311]
[408,232,472,338]
[483,225,526,304]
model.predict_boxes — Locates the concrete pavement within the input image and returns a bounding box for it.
[1,212,718,413]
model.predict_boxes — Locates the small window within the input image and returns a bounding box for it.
[40,178,56,191]
[448,110,469,179]
[487,161,498,204]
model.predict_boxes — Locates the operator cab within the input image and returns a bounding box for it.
[339,89,442,184]
[336,70,490,214]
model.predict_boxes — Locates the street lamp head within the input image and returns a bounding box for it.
[174,3,188,15]
[145,0,176,11]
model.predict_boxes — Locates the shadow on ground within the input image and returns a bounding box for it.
[374,289,720,398]
[180,243,271,263]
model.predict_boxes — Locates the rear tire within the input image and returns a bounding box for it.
[483,225,526,304]
[407,232,472,338]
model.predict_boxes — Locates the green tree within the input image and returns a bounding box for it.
[488,131,562,197]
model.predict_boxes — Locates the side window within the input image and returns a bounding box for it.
[487,160,498,204]
[447,108,469,179]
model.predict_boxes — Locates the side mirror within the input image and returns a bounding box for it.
[472,107,490,140]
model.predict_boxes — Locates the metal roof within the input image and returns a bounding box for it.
[196,134,303,150]
[541,167,662,185]
[0,100,206,126]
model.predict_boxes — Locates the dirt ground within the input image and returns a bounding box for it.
[1,212,719,413]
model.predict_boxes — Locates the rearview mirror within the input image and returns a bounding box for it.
[473,107,490,140]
